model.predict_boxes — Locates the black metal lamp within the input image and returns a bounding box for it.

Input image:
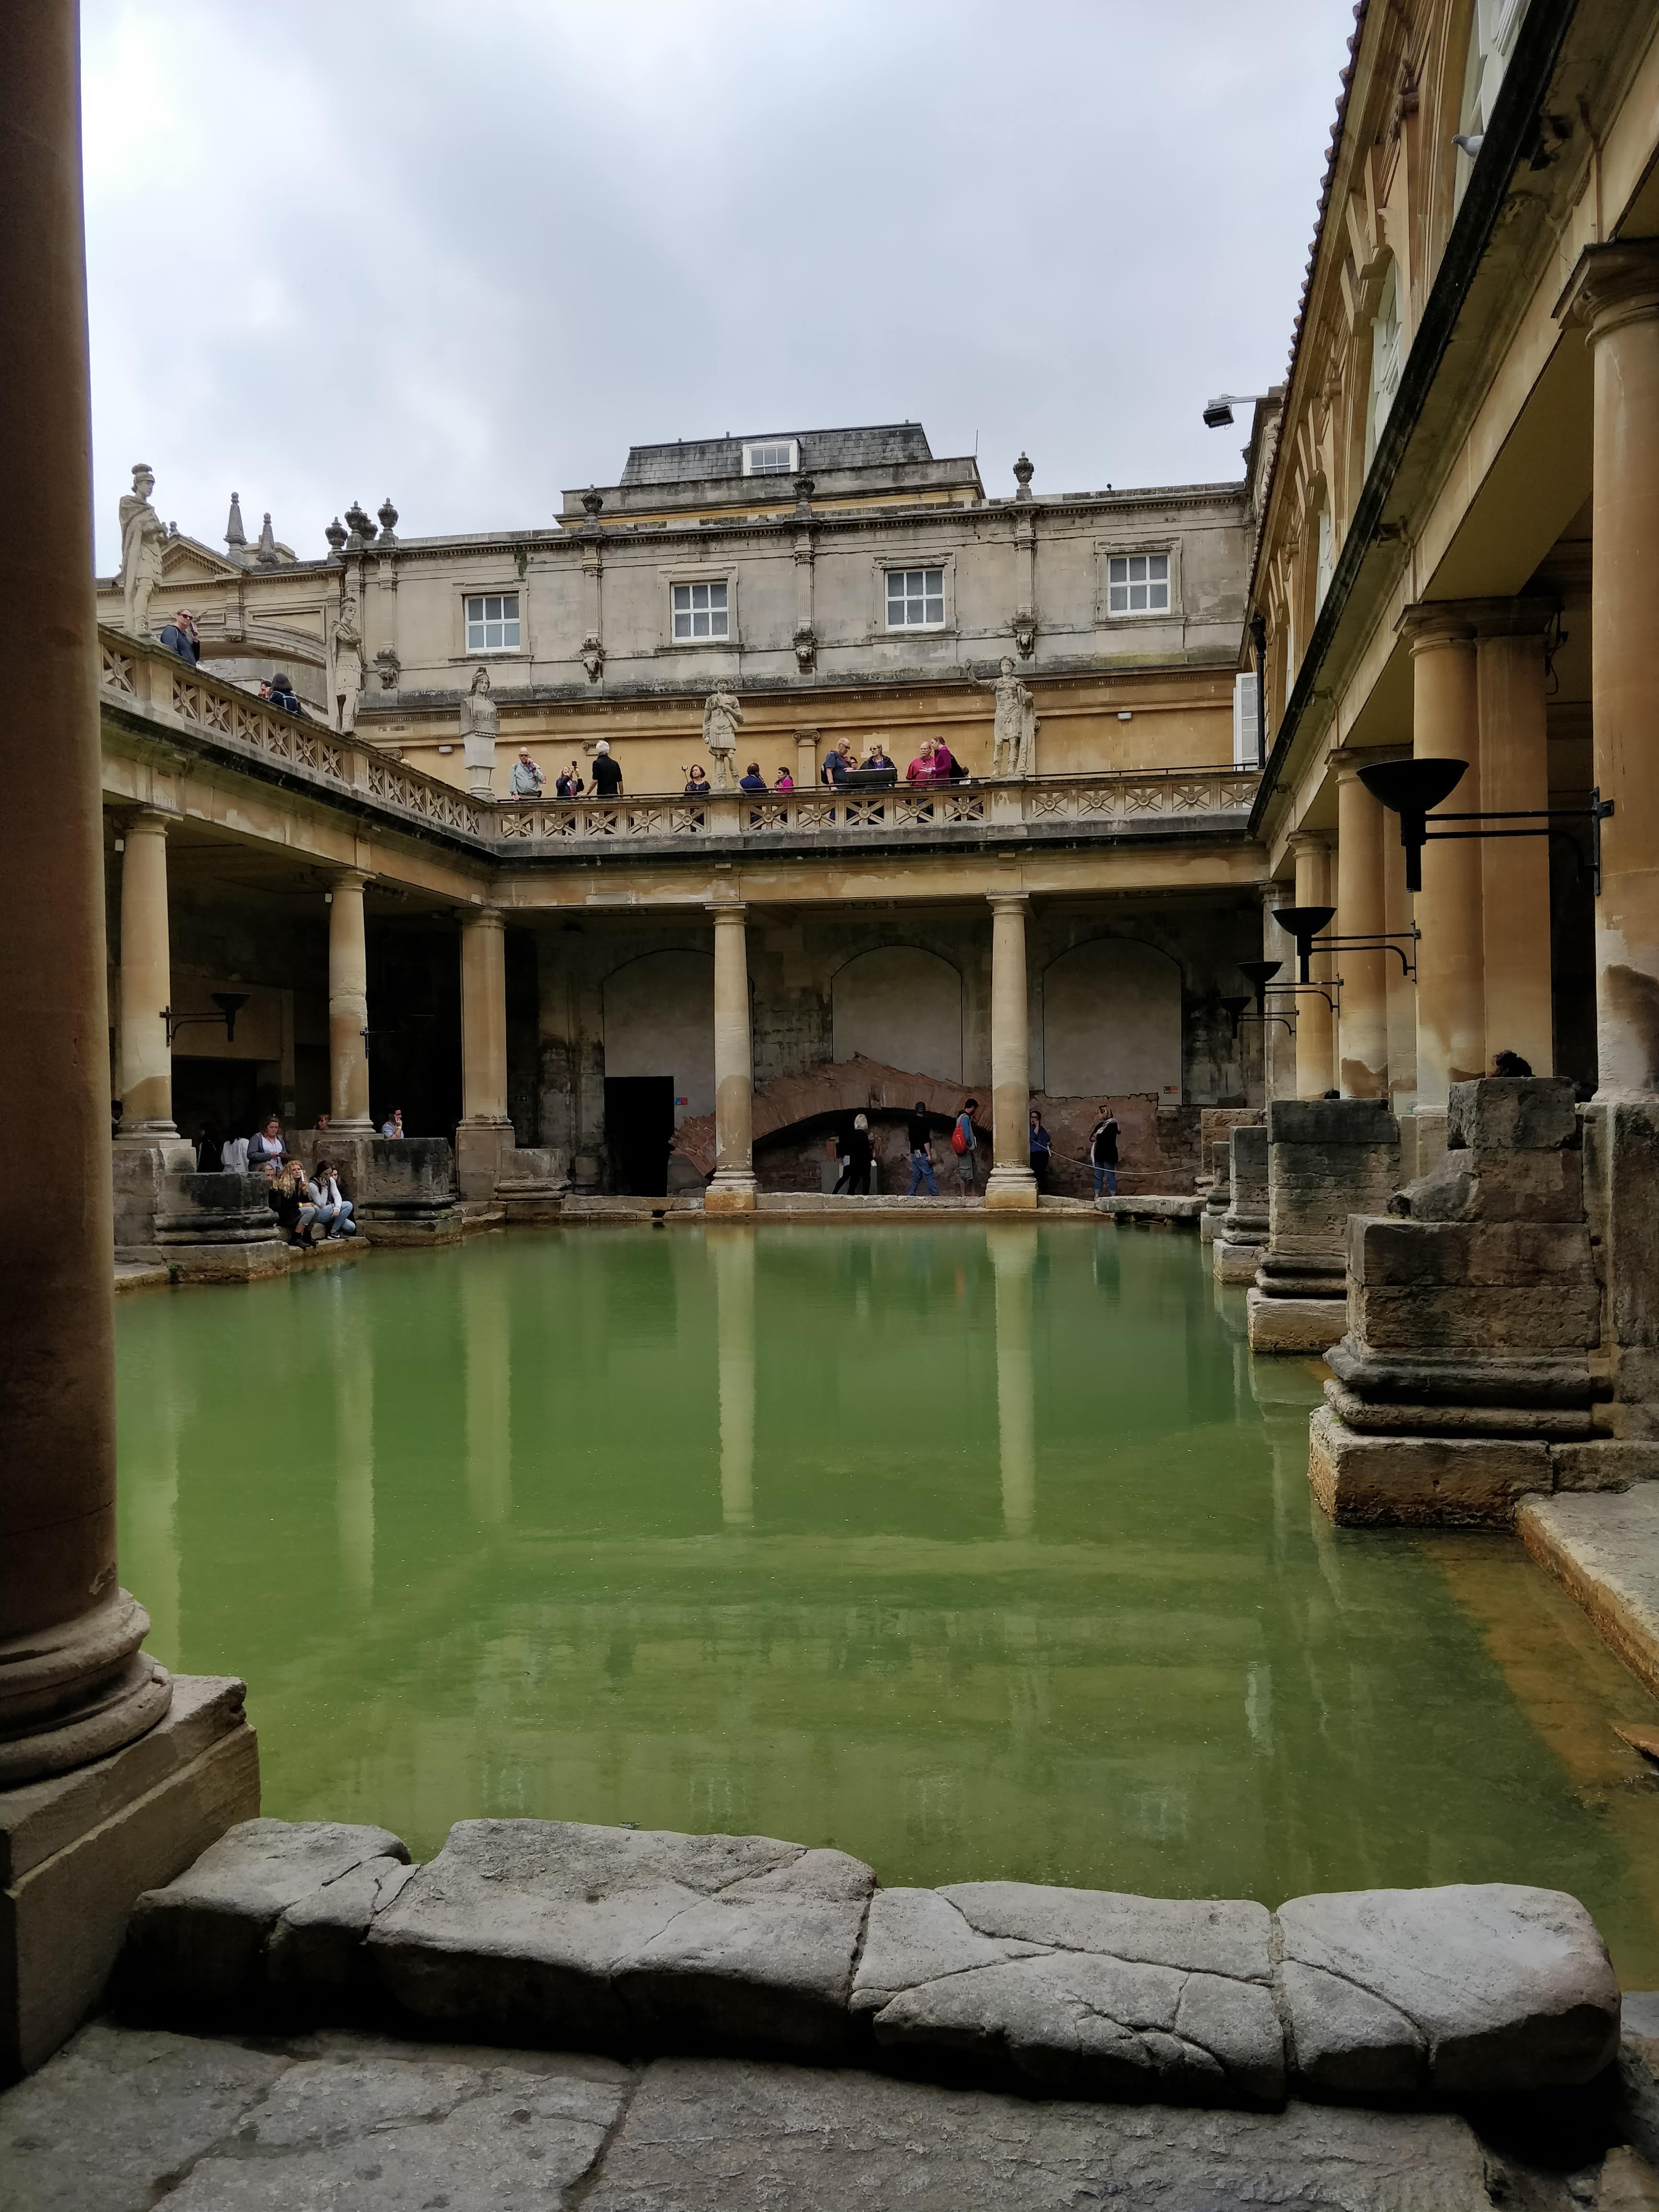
[1357,756,1613,896]
[163,990,249,1047]
[1236,959,1298,1034]
[1219,993,1251,1039]
[1272,904,1335,983]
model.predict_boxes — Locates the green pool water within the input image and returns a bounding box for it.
[116,1222,1659,1982]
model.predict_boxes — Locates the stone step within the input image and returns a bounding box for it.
[1519,1487,1659,1703]
[118,1817,1621,2109]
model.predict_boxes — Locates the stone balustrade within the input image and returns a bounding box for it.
[99,629,1257,858]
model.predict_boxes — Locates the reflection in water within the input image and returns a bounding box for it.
[713,1227,755,1529]
[333,1274,375,1600]
[464,1257,511,1527]
[990,1223,1037,1538]
[113,1223,1659,1985]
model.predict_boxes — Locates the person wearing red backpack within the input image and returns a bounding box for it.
[950,1098,980,1191]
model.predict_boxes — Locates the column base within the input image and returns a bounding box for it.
[705,1170,758,1215]
[1246,1289,1347,1354]
[455,1120,515,1204]
[984,1166,1039,1211]
[0,1674,259,2079]
[1213,1237,1265,1284]
[1308,1404,1549,1528]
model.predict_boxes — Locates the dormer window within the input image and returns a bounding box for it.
[742,439,798,477]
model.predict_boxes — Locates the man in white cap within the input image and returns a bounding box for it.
[591,739,623,797]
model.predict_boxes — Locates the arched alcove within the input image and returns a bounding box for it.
[831,946,962,1082]
[1043,938,1182,1100]
[602,950,715,1117]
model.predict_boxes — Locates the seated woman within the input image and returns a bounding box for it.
[268,1161,318,1247]
[248,1116,287,1171]
[307,1161,357,1239]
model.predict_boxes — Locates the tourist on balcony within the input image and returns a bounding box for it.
[268,672,306,717]
[739,762,767,792]
[774,765,794,790]
[159,608,200,666]
[1089,1108,1120,1198]
[555,762,585,799]
[864,743,895,773]
[682,765,711,794]
[248,1115,288,1171]
[905,741,936,783]
[906,1102,938,1197]
[932,738,960,782]
[380,1107,405,1139]
[1029,1109,1053,1192]
[307,1161,357,1239]
[834,1113,874,1196]
[820,741,853,787]
[591,740,624,797]
[951,1099,980,1190]
[510,748,545,800]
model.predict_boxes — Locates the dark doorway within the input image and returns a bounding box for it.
[605,1076,675,1195]
[171,1056,260,1148]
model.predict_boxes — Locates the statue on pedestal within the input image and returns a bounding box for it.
[119,463,167,637]
[974,657,1037,778]
[701,681,745,791]
[459,665,500,795]
[331,589,365,734]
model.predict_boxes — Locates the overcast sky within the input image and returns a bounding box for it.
[83,1,1355,574]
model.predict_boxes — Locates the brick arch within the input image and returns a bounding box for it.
[671,1055,981,1178]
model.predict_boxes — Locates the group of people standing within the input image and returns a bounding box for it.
[833,1101,1123,1199]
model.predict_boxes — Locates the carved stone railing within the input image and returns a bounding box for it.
[100,630,1257,856]
[99,630,491,844]
[495,767,1258,847]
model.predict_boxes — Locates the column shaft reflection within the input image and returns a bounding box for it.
[990,1223,1038,1538]
[464,1256,513,1526]
[712,1226,756,1528]
[333,1275,375,1602]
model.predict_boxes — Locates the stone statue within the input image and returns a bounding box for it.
[701,681,745,792]
[974,656,1037,778]
[331,590,365,734]
[458,665,500,796]
[119,463,167,637]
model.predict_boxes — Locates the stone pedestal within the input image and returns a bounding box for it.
[328,1136,461,1245]
[1214,1125,1269,1284]
[1582,1099,1659,1440]
[1247,1098,1399,1354]
[1,1675,258,2080]
[496,1146,571,1224]
[111,1135,195,1261]
[154,1172,290,1282]
[1199,1141,1229,1245]
[1310,1079,1622,1525]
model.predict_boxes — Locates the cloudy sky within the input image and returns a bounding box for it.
[83,1,1355,574]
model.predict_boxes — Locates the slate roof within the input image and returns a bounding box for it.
[619,424,936,486]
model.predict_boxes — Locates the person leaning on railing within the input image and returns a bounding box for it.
[591,740,623,796]
[158,607,200,666]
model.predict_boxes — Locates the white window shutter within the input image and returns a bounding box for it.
[1233,671,1260,767]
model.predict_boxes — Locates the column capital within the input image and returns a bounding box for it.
[1395,603,1478,653]
[708,900,748,924]
[1398,596,1557,644]
[1554,240,1659,340]
[328,866,371,895]
[123,805,174,836]
[459,903,504,931]
[1332,745,1412,786]
[1287,828,1331,854]
[986,890,1030,912]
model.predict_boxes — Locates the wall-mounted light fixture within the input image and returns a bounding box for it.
[163,991,249,1047]
[1357,758,1613,895]
[1272,902,1419,985]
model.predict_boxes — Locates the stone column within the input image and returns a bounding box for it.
[985,892,1038,1209]
[1289,833,1334,1098]
[117,811,176,1136]
[1247,1098,1400,1354]
[1214,1123,1270,1282]
[1335,767,1388,1099]
[0,1,260,2076]
[794,727,819,791]
[326,869,373,1132]
[456,907,513,1202]
[1261,889,1298,1102]
[707,902,757,1213]
[1559,243,1659,1098]
[1402,608,1484,1122]
[1478,620,1553,1075]
[1383,817,1418,1118]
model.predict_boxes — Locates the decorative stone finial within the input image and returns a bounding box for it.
[580,487,605,524]
[1012,453,1034,501]
[256,512,279,568]
[324,516,348,563]
[376,496,399,544]
[225,492,247,550]
[793,474,815,515]
[344,500,375,551]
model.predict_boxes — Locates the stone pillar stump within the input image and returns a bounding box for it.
[1246,1098,1399,1353]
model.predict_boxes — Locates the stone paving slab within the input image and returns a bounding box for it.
[2,2020,1633,2212]
[1520,1488,1659,1703]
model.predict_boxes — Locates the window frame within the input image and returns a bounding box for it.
[742,438,799,478]
[659,567,741,653]
[883,563,949,632]
[1094,539,1181,626]
[454,585,525,660]
[670,577,732,644]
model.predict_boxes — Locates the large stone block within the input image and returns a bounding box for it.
[1246,1290,1346,1354]
[122,1817,407,2022]
[1308,1406,1549,1526]
[369,1819,874,2058]
[1583,1100,1659,1438]
[1349,1283,1599,1356]
[1,1677,259,2079]
[1277,1884,1618,2099]
[1447,1075,1579,1153]
[852,1883,1283,2105]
